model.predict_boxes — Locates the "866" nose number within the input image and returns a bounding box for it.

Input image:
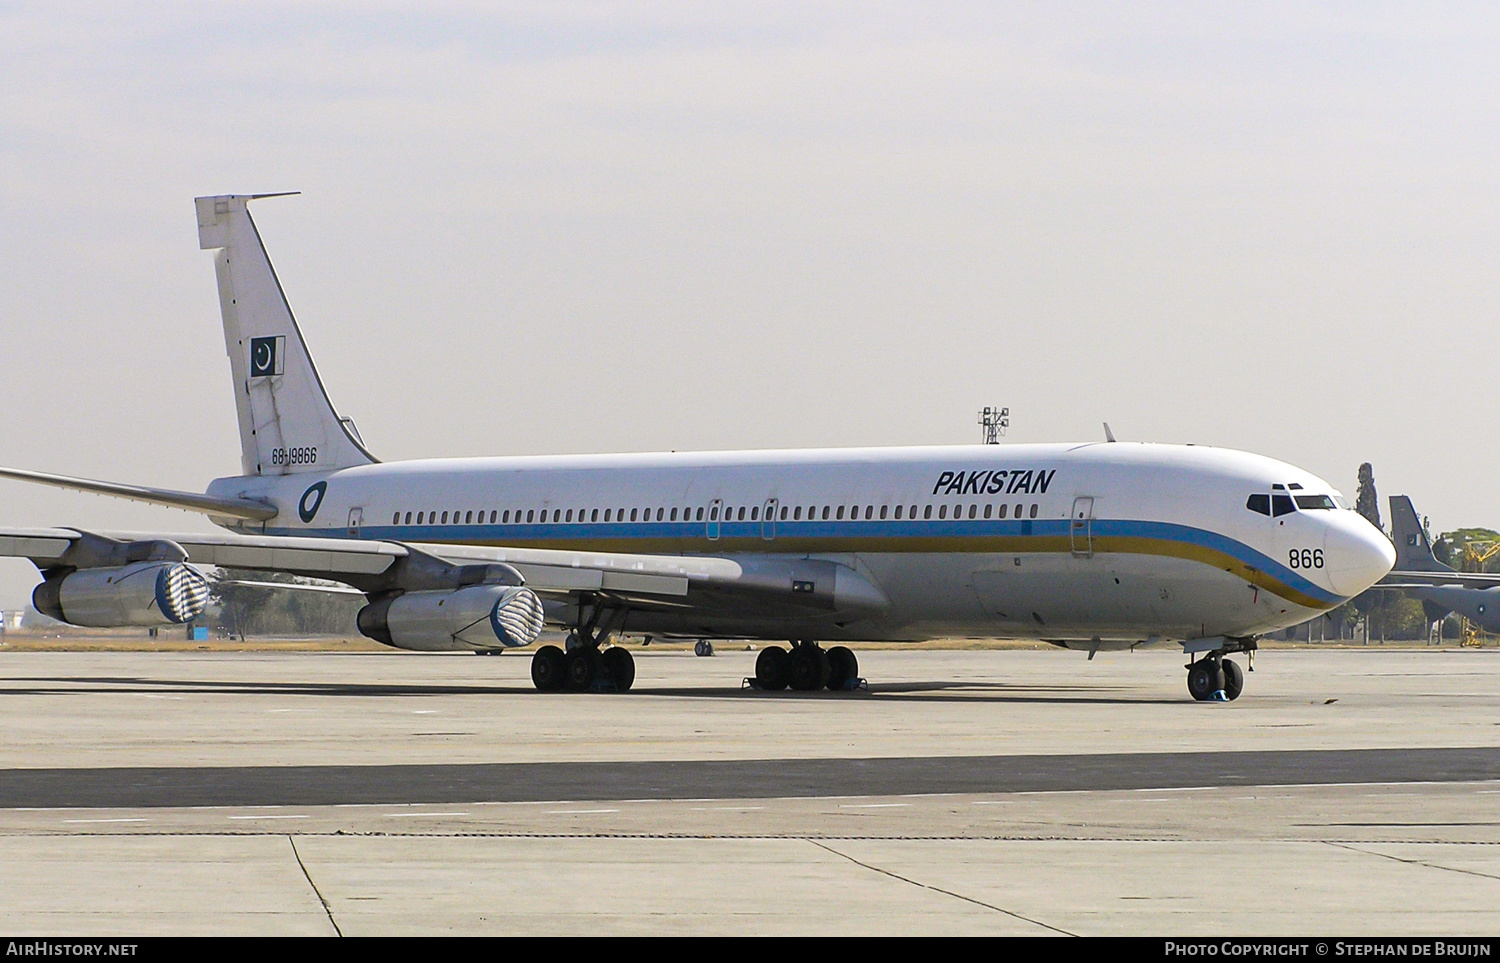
[1289,548,1324,569]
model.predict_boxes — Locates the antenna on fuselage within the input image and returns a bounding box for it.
[978,406,1009,444]
[1103,422,1117,443]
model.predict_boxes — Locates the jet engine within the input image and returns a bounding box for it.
[357,584,545,652]
[32,561,211,627]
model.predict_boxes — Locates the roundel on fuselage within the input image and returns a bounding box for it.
[298,481,328,523]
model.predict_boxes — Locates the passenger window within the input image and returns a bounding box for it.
[794,506,802,520]
[879,505,887,519]
[780,506,788,520]
[404,512,413,524]
[969,505,977,519]
[737,506,746,521]
[564,509,572,523]
[656,508,663,521]
[464,511,471,524]
[441,511,449,524]
[822,506,830,520]
[630,509,638,522]
[837,506,845,520]
[924,505,932,519]
[751,507,759,521]
[983,504,991,519]
[709,506,718,521]
[526,510,534,523]
[1272,494,1295,517]
[998,504,1008,518]
[895,505,903,519]
[501,511,509,523]
[1013,503,1022,518]
[1246,494,1270,516]
[939,505,948,519]
[670,508,678,521]
[697,507,705,521]
[865,506,873,520]
[1029,504,1038,518]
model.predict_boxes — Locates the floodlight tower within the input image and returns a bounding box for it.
[978,406,1009,444]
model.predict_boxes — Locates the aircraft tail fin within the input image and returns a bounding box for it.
[195,194,376,477]
[1389,495,1449,572]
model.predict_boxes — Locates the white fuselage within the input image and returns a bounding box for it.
[207,441,1395,646]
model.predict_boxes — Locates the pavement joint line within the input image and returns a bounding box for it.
[808,839,1078,936]
[18,829,1500,845]
[288,835,341,938]
[1325,841,1500,882]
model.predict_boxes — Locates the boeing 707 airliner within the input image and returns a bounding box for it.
[0,194,1395,700]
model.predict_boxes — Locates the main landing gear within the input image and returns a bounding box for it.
[1185,646,1251,702]
[752,640,862,692]
[532,608,634,693]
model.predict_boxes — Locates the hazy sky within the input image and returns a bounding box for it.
[2,3,1497,606]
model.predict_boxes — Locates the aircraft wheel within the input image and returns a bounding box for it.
[1221,658,1244,701]
[531,645,567,691]
[694,639,715,657]
[826,646,859,690]
[565,647,600,691]
[601,646,635,692]
[788,645,831,692]
[1186,660,1223,701]
[755,645,789,691]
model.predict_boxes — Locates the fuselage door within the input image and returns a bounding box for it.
[762,499,778,540]
[707,499,722,541]
[1070,496,1094,558]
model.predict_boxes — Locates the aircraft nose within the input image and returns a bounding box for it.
[1323,512,1396,598]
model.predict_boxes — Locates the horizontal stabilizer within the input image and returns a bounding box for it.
[0,466,277,521]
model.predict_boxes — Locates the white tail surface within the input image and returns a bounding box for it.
[196,194,376,476]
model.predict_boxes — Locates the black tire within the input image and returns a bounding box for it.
[826,646,858,690]
[694,640,715,657]
[565,647,599,691]
[531,645,567,691]
[755,645,789,691]
[601,647,635,692]
[789,645,830,692]
[1186,660,1224,701]
[1221,658,1244,701]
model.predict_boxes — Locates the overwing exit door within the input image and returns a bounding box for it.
[762,499,778,540]
[1070,497,1094,558]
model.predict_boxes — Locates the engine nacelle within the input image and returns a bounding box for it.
[33,562,210,627]
[357,584,545,652]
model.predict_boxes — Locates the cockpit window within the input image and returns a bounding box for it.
[1271,494,1295,517]
[1294,494,1337,510]
[1246,494,1270,516]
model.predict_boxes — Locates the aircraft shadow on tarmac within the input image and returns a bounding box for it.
[0,675,1173,705]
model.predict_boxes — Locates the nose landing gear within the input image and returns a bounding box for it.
[1184,639,1252,701]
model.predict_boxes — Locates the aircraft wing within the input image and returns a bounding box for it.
[1379,570,1500,588]
[0,526,887,620]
